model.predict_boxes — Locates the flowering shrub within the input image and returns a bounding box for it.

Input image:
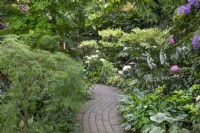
[83,53,117,84]
[117,1,200,132]
[122,65,132,72]
[177,0,200,15]
[170,65,181,72]
[169,37,175,44]
[192,34,200,49]
[21,4,29,12]
[178,4,192,15]
[80,2,200,132]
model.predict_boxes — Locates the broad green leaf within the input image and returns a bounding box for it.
[149,127,164,133]
[169,125,179,133]
[176,114,188,121]
[124,124,132,130]
[180,128,191,133]
[141,124,152,133]
[166,117,176,123]
[150,113,167,123]
[160,51,167,65]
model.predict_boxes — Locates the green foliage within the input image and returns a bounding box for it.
[0,0,91,53]
[119,84,200,132]
[79,40,98,57]
[83,53,117,84]
[116,5,200,131]
[0,35,87,132]
[81,12,200,131]
[1,0,200,133]
[106,76,124,88]
[84,0,185,33]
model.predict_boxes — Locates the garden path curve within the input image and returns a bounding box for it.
[76,84,124,133]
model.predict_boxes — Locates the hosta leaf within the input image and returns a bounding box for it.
[147,56,156,69]
[176,114,188,121]
[124,124,132,130]
[166,117,176,123]
[180,128,191,133]
[150,113,167,123]
[149,126,164,133]
[169,125,179,133]
[141,124,152,133]
[160,51,167,65]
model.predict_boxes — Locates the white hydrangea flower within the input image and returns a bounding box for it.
[87,57,92,60]
[196,95,200,102]
[94,55,98,58]
[91,55,98,58]
[85,61,90,64]
[96,50,99,53]
[118,71,124,75]
[100,58,105,62]
[122,65,132,71]
[123,47,129,51]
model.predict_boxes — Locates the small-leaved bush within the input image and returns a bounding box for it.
[0,35,87,133]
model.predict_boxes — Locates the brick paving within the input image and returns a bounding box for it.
[76,84,124,133]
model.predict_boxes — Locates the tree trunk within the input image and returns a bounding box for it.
[23,107,29,133]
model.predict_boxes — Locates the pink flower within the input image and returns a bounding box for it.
[169,37,175,44]
[170,65,180,72]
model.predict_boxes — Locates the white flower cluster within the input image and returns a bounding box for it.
[100,58,105,62]
[86,55,99,60]
[85,55,100,64]
[85,60,90,64]
[118,71,123,75]
[122,65,132,71]
[196,95,200,102]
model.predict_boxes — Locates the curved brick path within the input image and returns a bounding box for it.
[76,84,124,133]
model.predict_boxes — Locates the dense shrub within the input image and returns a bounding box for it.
[0,35,87,133]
